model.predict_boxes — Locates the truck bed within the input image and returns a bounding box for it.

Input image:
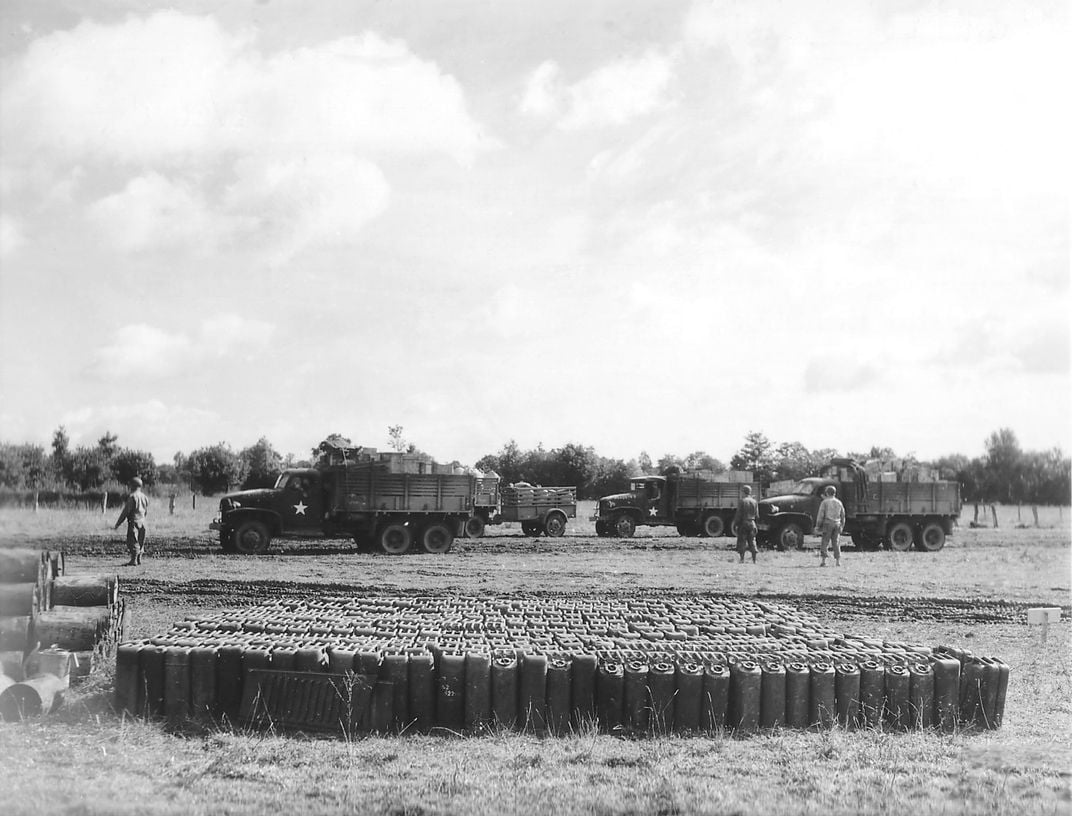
[845,480,961,517]
[498,486,577,521]
[331,466,476,514]
[675,478,760,510]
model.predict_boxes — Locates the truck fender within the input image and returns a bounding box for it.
[767,513,815,535]
[223,508,283,536]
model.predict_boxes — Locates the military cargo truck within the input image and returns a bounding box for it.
[591,472,759,538]
[210,462,480,555]
[756,458,961,552]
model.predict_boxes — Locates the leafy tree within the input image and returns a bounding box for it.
[97,431,119,459]
[476,440,524,483]
[0,443,48,489]
[240,436,284,489]
[656,453,684,474]
[387,425,407,453]
[67,446,110,491]
[155,463,181,485]
[984,428,1023,502]
[110,448,157,487]
[637,451,654,475]
[50,426,71,485]
[770,441,835,482]
[590,457,632,498]
[730,431,774,482]
[683,451,725,473]
[187,443,246,495]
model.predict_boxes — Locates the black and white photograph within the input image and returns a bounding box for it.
[0,1,1068,814]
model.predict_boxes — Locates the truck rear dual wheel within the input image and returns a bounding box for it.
[234,521,271,555]
[420,523,454,554]
[914,522,946,552]
[701,515,725,538]
[379,523,412,555]
[886,521,915,552]
[463,516,486,538]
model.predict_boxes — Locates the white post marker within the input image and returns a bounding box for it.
[1027,607,1061,643]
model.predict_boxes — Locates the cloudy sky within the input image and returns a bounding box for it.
[0,0,1068,468]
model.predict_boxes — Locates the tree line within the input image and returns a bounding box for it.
[0,425,1068,505]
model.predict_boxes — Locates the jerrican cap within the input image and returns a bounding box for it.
[130,477,143,487]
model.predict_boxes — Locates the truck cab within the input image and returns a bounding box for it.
[756,477,835,550]
[593,476,672,537]
[211,468,326,554]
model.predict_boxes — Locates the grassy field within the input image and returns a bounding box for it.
[0,503,1069,815]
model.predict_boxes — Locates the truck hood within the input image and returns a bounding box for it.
[219,488,280,509]
[600,492,639,508]
[758,494,811,513]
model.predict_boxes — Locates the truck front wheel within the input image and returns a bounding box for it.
[613,514,636,538]
[220,527,236,553]
[595,521,612,537]
[234,521,271,555]
[775,523,804,551]
[379,523,413,555]
[887,521,914,552]
[702,514,725,537]
[543,511,567,537]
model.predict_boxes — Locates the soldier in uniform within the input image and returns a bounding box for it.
[733,485,759,564]
[816,485,846,567]
[114,476,150,566]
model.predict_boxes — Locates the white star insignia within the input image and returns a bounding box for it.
[293,501,308,516]
[648,507,658,516]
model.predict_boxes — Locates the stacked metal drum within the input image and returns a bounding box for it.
[115,594,1009,735]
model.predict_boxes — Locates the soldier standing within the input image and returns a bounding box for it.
[114,476,150,566]
[816,485,845,567]
[733,485,759,564]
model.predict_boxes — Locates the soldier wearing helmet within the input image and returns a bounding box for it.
[114,476,150,566]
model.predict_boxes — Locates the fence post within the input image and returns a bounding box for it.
[990,504,998,528]
[33,490,39,513]
[973,503,979,524]
[169,494,176,515]
[192,493,196,510]
[101,492,108,514]
[1032,506,1039,527]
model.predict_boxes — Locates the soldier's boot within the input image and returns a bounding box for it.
[135,553,142,565]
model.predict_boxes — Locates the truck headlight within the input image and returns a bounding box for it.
[769,504,779,514]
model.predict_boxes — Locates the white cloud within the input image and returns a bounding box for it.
[87,173,220,254]
[2,12,488,259]
[520,50,677,130]
[519,61,561,117]
[59,399,222,461]
[93,314,275,379]
[0,214,23,257]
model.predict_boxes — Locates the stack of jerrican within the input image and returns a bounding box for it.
[0,548,125,720]
[115,594,1009,736]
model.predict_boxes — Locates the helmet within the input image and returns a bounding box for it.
[824,485,836,496]
[130,477,143,487]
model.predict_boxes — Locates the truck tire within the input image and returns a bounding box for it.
[915,522,946,552]
[420,523,454,554]
[729,519,740,538]
[543,511,567,537]
[886,521,914,552]
[702,514,725,537]
[379,523,413,555]
[595,521,611,537]
[521,521,541,537]
[775,523,804,551]
[851,532,880,551]
[613,514,636,538]
[234,521,270,555]
[463,515,486,538]
[676,521,699,537]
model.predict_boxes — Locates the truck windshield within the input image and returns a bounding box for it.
[791,482,818,495]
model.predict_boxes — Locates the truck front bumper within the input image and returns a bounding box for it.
[589,513,600,522]
[209,517,223,531]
